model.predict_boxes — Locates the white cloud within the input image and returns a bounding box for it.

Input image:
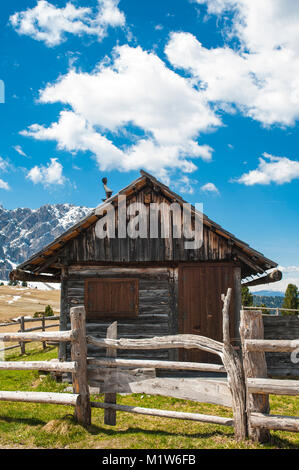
[166,1,299,126]
[235,153,299,185]
[13,145,27,157]
[0,179,10,191]
[200,182,220,194]
[0,157,10,172]
[27,158,65,187]
[173,175,198,194]
[21,44,219,182]
[10,0,125,47]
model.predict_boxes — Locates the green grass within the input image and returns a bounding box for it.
[0,346,298,449]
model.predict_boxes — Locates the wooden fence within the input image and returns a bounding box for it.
[86,288,247,441]
[0,302,298,442]
[0,307,91,426]
[243,306,299,316]
[240,309,299,442]
[0,316,60,354]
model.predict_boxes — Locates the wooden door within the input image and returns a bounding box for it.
[178,263,236,364]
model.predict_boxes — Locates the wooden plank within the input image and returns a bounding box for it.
[0,361,77,373]
[250,412,299,432]
[247,378,299,396]
[70,306,91,426]
[240,310,270,443]
[91,401,234,426]
[245,339,299,353]
[0,391,80,406]
[104,322,117,426]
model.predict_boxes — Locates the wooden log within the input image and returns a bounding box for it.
[242,270,282,287]
[221,288,247,441]
[250,412,299,432]
[87,334,223,356]
[91,401,234,426]
[10,269,61,283]
[104,322,117,426]
[87,357,226,372]
[245,339,299,353]
[0,391,80,406]
[0,331,76,343]
[240,310,270,443]
[70,306,91,426]
[247,378,299,396]
[0,361,77,373]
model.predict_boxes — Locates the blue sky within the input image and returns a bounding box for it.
[0,0,299,290]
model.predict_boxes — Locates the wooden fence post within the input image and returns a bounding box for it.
[70,306,91,427]
[221,289,247,441]
[42,316,46,350]
[104,322,118,426]
[19,317,26,355]
[240,309,270,443]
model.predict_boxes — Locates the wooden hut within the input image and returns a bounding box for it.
[10,170,280,365]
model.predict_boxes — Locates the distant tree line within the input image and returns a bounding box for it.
[242,284,299,315]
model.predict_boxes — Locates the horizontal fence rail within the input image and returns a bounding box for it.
[90,401,234,426]
[0,361,77,373]
[0,331,76,343]
[87,335,224,356]
[250,412,299,433]
[87,357,226,373]
[243,306,299,315]
[247,378,299,396]
[0,391,80,406]
[245,339,299,353]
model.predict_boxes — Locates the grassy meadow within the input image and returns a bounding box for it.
[0,345,298,449]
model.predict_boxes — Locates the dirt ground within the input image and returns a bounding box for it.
[0,285,60,324]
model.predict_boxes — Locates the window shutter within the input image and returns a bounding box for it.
[85,278,139,319]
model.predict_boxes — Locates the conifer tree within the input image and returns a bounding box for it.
[282,284,299,316]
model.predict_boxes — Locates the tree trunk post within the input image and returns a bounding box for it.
[104,322,118,426]
[70,306,91,427]
[221,289,247,441]
[240,309,270,443]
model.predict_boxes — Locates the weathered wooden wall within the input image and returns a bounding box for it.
[61,189,234,263]
[263,315,299,377]
[61,266,178,363]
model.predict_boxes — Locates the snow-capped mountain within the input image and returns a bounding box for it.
[0,204,92,279]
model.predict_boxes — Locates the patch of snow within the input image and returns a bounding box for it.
[7,295,21,304]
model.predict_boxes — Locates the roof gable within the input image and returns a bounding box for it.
[15,170,277,278]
